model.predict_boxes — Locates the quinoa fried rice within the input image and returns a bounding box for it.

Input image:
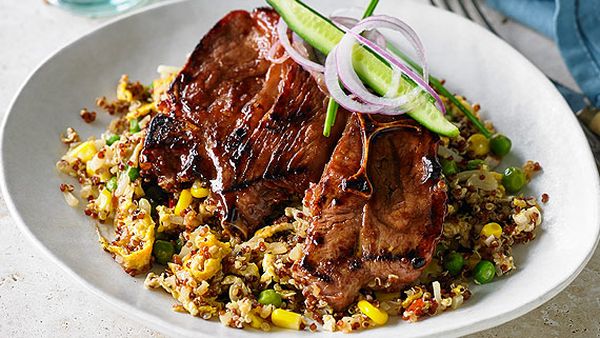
[57,66,544,332]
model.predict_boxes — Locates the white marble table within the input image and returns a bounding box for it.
[0,1,597,337]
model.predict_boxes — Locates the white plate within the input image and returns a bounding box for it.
[1,0,599,337]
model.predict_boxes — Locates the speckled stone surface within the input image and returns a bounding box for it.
[0,0,598,337]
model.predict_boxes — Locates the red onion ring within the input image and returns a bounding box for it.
[276,12,444,115]
[276,19,325,73]
[330,16,358,29]
[324,46,390,114]
[335,36,420,112]
[334,16,445,114]
[329,16,421,113]
[330,16,387,48]
[291,32,320,63]
[350,25,445,113]
[266,40,289,64]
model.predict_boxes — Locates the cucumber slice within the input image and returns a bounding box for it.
[267,0,459,137]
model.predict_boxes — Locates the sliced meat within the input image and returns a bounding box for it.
[140,8,347,237]
[294,114,447,311]
[140,7,447,310]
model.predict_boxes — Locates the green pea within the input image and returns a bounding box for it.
[467,159,484,170]
[106,134,120,146]
[129,119,141,133]
[440,159,458,176]
[106,176,118,192]
[502,166,527,193]
[127,166,140,181]
[257,289,282,307]
[153,240,175,265]
[444,252,464,276]
[473,260,496,284]
[490,134,512,157]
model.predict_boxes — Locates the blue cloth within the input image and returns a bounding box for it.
[487,0,600,107]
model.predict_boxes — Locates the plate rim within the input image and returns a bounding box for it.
[1,0,599,337]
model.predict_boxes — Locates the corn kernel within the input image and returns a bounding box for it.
[174,189,192,216]
[137,102,155,115]
[98,171,112,182]
[70,141,97,163]
[191,180,210,198]
[481,222,502,238]
[271,309,302,330]
[86,164,95,177]
[248,313,263,329]
[467,133,490,156]
[97,188,113,212]
[126,102,156,121]
[357,300,388,325]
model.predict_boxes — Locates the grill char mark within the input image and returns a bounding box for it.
[140,8,447,312]
[294,114,447,311]
[140,8,347,237]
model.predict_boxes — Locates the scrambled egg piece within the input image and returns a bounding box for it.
[181,227,231,281]
[152,65,180,103]
[145,225,230,318]
[99,198,155,275]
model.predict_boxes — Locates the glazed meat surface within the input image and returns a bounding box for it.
[140,8,346,237]
[141,7,447,311]
[294,114,447,311]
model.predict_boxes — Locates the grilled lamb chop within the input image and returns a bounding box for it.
[293,114,447,311]
[140,7,447,310]
[140,8,346,237]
